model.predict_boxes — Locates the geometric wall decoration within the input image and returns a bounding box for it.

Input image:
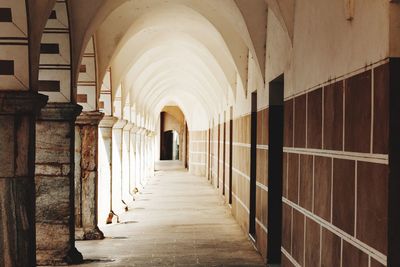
[38,0,71,102]
[99,68,112,116]
[0,0,29,90]
[77,37,97,111]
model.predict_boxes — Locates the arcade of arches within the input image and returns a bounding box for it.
[0,0,400,266]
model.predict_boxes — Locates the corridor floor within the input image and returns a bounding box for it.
[73,161,265,267]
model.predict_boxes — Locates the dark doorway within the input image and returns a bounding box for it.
[161,130,173,160]
[267,74,284,264]
[160,130,179,160]
[249,91,257,239]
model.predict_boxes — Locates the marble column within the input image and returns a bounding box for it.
[35,103,83,265]
[0,92,47,267]
[98,116,118,224]
[75,111,105,240]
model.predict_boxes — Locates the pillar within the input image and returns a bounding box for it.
[75,111,105,240]
[0,92,47,267]
[112,120,127,214]
[122,123,134,204]
[129,126,138,195]
[35,103,83,265]
[137,129,144,187]
[98,116,118,224]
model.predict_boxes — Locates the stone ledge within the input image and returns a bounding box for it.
[99,115,118,128]
[112,119,127,129]
[0,91,48,115]
[76,111,105,126]
[38,103,82,121]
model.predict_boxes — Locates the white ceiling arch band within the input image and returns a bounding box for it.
[128,60,228,112]
[117,34,235,102]
[90,0,265,131]
[95,0,263,91]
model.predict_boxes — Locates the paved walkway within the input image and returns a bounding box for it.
[73,161,265,266]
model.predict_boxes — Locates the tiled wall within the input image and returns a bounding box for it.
[188,131,207,176]
[218,121,225,194]
[210,124,219,186]
[205,111,269,259]
[191,62,389,267]
[281,62,388,267]
[224,116,231,203]
[255,108,269,259]
[231,114,251,232]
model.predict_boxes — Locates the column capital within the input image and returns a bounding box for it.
[130,125,141,134]
[76,111,105,126]
[137,127,147,135]
[112,119,127,129]
[99,116,118,128]
[38,103,82,121]
[123,122,134,132]
[0,91,48,115]
[145,129,154,136]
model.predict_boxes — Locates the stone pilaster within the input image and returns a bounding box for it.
[98,116,118,225]
[35,103,83,265]
[75,111,105,240]
[0,91,48,267]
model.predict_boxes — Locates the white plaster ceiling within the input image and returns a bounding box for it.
[91,0,266,131]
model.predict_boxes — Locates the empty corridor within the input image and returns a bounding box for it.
[73,161,265,266]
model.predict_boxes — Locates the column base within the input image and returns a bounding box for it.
[65,246,84,264]
[37,246,83,266]
[75,227,85,240]
[83,226,105,240]
[106,210,120,224]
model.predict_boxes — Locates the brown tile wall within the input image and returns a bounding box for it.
[231,114,252,248]
[203,62,389,267]
[188,130,207,176]
[282,63,389,266]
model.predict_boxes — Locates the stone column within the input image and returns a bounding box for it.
[139,128,146,186]
[35,103,83,265]
[136,129,143,188]
[112,120,127,214]
[134,129,141,190]
[129,126,138,195]
[98,116,118,224]
[122,123,134,204]
[0,92,47,267]
[144,131,150,179]
[75,111,105,240]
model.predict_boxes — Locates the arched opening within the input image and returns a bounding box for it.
[158,106,187,163]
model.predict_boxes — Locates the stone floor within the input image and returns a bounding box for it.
[73,161,265,267]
